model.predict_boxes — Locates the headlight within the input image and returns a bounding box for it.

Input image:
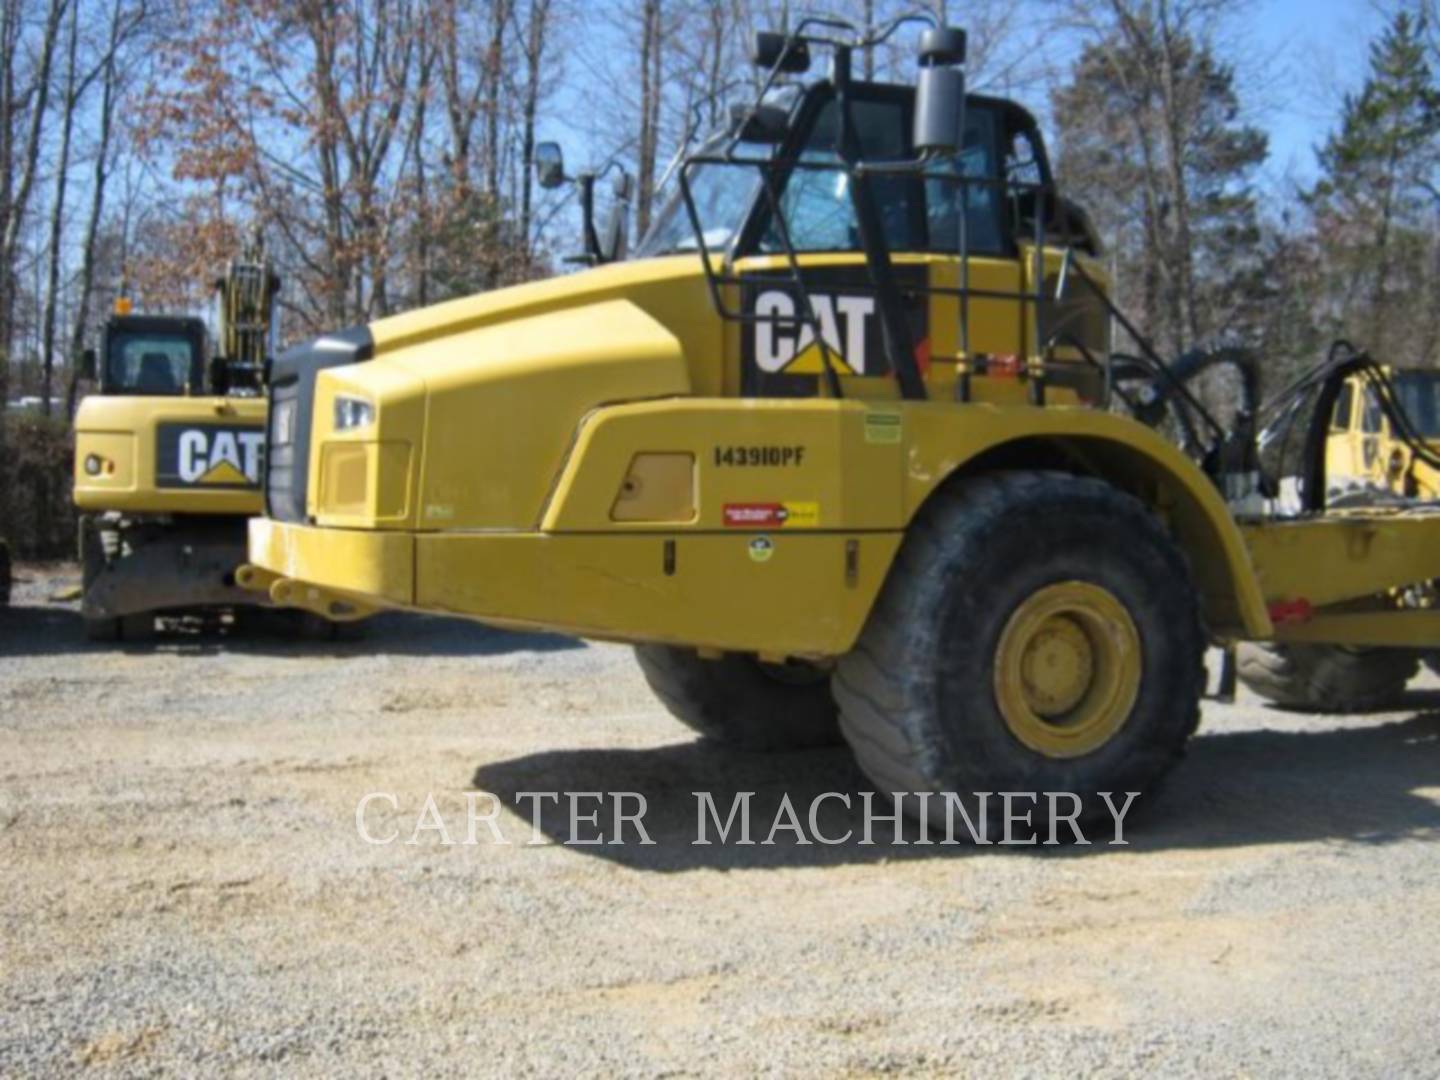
[333,395,375,432]
[84,454,103,476]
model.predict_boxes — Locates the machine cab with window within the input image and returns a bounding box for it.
[637,66,1109,404]
[1326,368,1440,499]
[88,315,207,397]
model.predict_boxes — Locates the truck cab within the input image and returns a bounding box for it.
[636,81,1108,401]
[1326,367,1440,501]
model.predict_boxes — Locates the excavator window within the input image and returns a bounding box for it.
[102,323,204,396]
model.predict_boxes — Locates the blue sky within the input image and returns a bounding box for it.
[1246,0,1392,186]
[548,0,1399,201]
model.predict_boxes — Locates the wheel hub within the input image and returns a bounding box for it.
[993,581,1142,759]
[1018,617,1094,716]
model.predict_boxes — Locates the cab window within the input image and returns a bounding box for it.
[1360,386,1385,434]
[756,94,1003,255]
[1392,371,1440,436]
[106,331,199,396]
[1330,382,1354,432]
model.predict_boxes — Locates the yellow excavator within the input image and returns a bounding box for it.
[74,244,362,640]
[236,15,1440,829]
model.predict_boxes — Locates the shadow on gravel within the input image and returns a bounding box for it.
[0,603,581,660]
[471,712,1440,871]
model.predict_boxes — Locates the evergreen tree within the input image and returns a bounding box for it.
[1307,8,1440,365]
[1307,9,1440,366]
[1051,5,1267,361]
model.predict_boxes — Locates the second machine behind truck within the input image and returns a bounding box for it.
[74,246,362,640]
[240,16,1440,830]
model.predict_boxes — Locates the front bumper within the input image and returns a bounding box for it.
[247,517,903,657]
[246,517,412,611]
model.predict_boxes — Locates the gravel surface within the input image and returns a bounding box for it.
[2,562,1439,1077]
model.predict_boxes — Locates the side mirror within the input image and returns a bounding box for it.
[751,31,810,73]
[612,171,633,201]
[918,27,967,66]
[913,67,965,156]
[79,348,97,381]
[913,26,968,157]
[535,142,566,189]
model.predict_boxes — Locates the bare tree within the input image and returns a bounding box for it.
[515,0,553,268]
[636,0,665,236]
[66,1,147,417]
[0,0,69,512]
[38,0,81,415]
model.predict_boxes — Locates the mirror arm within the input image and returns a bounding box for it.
[579,173,601,264]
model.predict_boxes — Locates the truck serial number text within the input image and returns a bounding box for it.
[713,445,806,467]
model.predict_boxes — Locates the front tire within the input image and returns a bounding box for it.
[834,472,1205,829]
[634,645,841,750]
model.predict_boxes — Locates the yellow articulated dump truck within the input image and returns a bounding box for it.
[240,16,1440,828]
[1324,365,1440,503]
[75,251,365,641]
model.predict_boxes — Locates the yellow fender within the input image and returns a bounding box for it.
[901,403,1272,640]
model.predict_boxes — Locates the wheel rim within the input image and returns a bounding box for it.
[993,581,1142,759]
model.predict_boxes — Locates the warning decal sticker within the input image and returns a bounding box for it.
[722,502,820,528]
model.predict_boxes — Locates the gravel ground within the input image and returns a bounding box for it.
[2,561,1439,1077]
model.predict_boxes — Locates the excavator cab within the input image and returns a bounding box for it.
[82,314,206,397]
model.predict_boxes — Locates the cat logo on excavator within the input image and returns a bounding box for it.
[156,423,265,489]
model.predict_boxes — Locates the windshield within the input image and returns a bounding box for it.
[1393,371,1440,437]
[638,137,767,257]
[105,330,200,395]
[641,96,1006,261]
[758,98,1001,254]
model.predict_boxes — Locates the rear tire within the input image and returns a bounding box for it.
[833,472,1205,830]
[1237,642,1417,712]
[634,645,841,750]
[0,542,11,607]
